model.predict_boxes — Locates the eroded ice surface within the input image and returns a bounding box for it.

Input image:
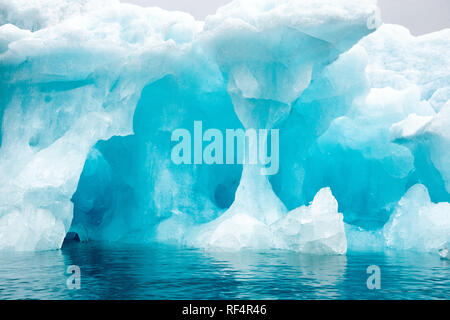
[383,184,450,252]
[0,0,449,253]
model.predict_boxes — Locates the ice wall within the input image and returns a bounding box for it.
[0,0,449,254]
[0,0,204,250]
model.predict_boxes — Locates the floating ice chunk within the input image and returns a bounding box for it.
[383,184,450,252]
[272,188,347,255]
[190,187,346,254]
[188,186,346,254]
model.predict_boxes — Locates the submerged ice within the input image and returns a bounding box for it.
[0,0,449,254]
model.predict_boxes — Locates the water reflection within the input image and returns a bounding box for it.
[206,251,347,299]
[0,242,448,299]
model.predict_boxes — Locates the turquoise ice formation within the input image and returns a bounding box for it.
[0,0,449,254]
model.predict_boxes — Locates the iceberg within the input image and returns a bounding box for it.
[271,188,347,255]
[383,184,450,252]
[182,187,346,254]
[0,0,449,254]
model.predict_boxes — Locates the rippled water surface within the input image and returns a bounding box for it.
[0,242,448,299]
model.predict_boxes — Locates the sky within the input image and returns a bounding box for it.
[121,0,450,35]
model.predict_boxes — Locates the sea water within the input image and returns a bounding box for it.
[0,242,448,300]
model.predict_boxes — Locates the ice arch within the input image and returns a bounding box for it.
[2,0,448,254]
[70,75,243,242]
[67,0,380,251]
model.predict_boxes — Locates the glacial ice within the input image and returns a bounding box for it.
[0,0,449,254]
[183,187,346,254]
[271,188,347,255]
[383,184,450,252]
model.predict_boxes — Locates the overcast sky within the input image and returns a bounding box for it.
[121,0,450,35]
